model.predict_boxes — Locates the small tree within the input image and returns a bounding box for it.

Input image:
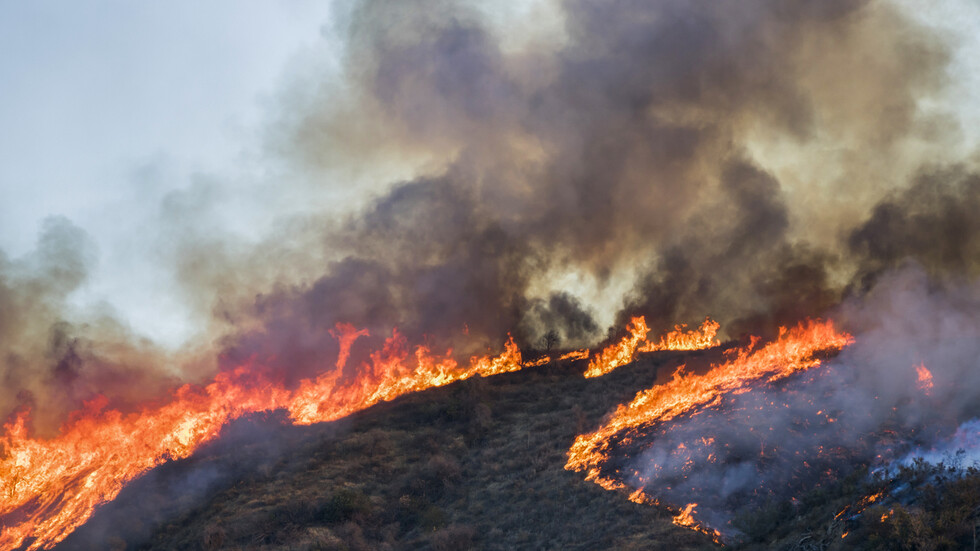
[541,330,560,352]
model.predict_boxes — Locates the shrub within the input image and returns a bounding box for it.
[203,523,225,550]
[420,505,447,530]
[430,524,477,551]
[321,488,372,524]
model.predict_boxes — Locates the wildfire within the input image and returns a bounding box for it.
[558,349,590,362]
[583,317,720,378]
[640,318,721,354]
[915,363,934,394]
[486,347,587,370]
[565,319,852,536]
[672,502,698,528]
[524,356,554,367]
[0,324,529,551]
[670,503,721,541]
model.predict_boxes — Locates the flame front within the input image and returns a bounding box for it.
[671,503,721,541]
[583,316,720,378]
[0,324,528,550]
[565,319,852,536]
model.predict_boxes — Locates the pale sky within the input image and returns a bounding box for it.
[1,0,978,349]
[0,1,339,345]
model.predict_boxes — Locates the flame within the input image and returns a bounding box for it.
[524,356,553,367]
[330,322,370,370]
[638,318,721,354]
[915,363,933,394]
[0,325,532,550]
[672,502,699,528]
[583,317,650,378]
[583,316,720,378]
[671,503,721,541]
[558,349,590,362]
[835,490,885,524]
[566,319,852,536]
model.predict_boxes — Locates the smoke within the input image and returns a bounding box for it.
[1,2,979,547]
[0,218,189,435]
[226,0,959,376]
[613,264,980,535]
[895,418,980,469]
[848,165,980,288]
[3,0,977,430]
[54,411,321,550]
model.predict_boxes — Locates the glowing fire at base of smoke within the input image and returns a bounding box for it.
[915,363,934,394]
[583,316,720,378]
[671,503,722,542]
[565,319,852,538]
[0,325,533,551]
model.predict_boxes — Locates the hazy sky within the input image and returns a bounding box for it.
[0,1,338,344]
[2,0,979,350]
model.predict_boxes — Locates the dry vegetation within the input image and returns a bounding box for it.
[55,350,722,551]
[52,347,980,551]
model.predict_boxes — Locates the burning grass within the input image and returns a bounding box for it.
[567,320,852,492]
[53,351,722,551]
[8,313,980,550]
[583,317,720,378]
[565,318,980,548]
[0,326,526,551]
[1,318,724,549]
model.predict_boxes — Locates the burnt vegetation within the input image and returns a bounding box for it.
[731,461,980,551]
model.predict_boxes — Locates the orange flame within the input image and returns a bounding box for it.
[583,316,650,378]
[671,503,722,541]
[639,318,721,353]
[330,322,370,370]
[672,502,699,528]
[558,349,590,362]
[583,317,720,378]
[0,326,530,550]
[566,319,852,535]
[915,363,933,394]
[524,356,553,367]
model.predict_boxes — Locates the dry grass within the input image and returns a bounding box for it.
[55,348,729,551]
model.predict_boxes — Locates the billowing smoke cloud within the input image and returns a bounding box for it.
[849,165,980,288]
[3,0,977,430]
[612,264,980,535]
[223,0,958,373]
[0,218,184,435]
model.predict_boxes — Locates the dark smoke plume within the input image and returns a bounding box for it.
[2,0,975,433]
[223,0,957,377]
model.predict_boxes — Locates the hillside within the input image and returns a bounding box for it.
[54,349,724,551]
[50,344,980,551]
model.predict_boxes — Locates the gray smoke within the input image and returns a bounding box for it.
[0,218,184,435]
[217,0,960,377]
[615,265,980,535]
[3,0,977,429]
